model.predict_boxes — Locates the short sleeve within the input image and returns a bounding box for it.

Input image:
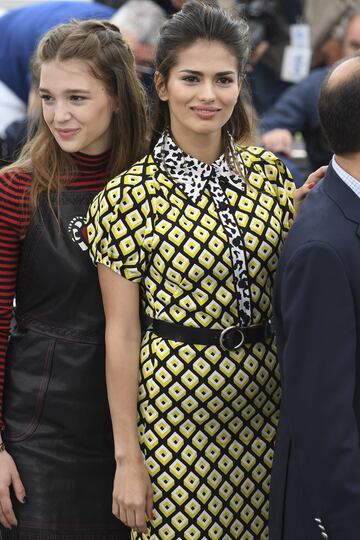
[86,173,155,283]
[241,146,296,242]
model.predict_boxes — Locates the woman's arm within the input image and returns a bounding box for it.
[0,171,29,528]
[98,263,153,535]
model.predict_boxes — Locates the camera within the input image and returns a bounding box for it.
[236,0,278,50]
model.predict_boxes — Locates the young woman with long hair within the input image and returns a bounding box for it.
[87,2,320,538]
[0,18,147,540]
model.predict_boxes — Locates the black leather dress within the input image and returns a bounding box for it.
[1,191,130,539]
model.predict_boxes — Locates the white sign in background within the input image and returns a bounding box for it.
[281,24,312,83]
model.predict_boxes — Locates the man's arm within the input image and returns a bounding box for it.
[279,241,360,538]
[260,69,327,155]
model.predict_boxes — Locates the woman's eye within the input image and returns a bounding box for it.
[39,94,53,102]
[218,77,232,85]
[183,76,198,83]
[70,95,86,102]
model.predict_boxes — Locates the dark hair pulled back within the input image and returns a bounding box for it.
[151,0,251,154]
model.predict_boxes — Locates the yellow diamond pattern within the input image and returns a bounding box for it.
[88,148,295,540]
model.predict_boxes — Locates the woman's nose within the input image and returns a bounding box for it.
[198,81,216,102]
[53,102,72,122]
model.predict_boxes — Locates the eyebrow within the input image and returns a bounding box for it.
[38,87,92,94]
[178,69,237,76]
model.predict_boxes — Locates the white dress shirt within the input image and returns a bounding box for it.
[332,155,360,200]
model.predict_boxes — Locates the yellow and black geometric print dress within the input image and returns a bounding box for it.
[87,132,295,540]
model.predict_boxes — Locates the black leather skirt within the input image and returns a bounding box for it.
[1,328,130,540]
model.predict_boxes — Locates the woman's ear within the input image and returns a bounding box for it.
[238,76,243,97]
[112,102,120,115]
[154,71,168,101]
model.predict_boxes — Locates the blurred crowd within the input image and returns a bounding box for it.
[1,0,359,185]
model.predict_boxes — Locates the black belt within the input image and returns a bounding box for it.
[144,318,273,351]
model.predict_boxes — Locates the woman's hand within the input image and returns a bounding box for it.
[0,450,26,529]
[113,456,153,535]
[294,165,328,215]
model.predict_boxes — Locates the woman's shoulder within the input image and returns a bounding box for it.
[0,167,32,184]
[108,154,160,187]
[237,145,293,186]
[237,145,285,167]
[90,153,162,214]
[0,168,32,230]
[0,167,32,202]
[102,153,165,198]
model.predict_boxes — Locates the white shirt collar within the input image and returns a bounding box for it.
[152,131,246,203]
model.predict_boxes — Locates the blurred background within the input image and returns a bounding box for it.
[1,0,360,186]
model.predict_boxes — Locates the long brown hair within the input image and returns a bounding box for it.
[151,0,251,164]
[3,19,148,208]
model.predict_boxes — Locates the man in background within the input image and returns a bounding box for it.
[0,1,115,139]
[260,10,360,175]
[111,0,166,95]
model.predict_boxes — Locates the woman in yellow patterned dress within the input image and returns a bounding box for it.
[86,3,316,539]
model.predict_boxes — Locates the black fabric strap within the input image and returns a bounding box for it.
[144,318,273,350]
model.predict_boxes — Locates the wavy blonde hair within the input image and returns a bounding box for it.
[3,19,148,208]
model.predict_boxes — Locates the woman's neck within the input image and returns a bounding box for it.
[171,129,223,165]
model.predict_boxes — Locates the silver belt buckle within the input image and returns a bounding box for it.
[219,326,244,351]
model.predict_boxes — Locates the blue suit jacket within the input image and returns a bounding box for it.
[260,67,331,169]
[270,163,360,539]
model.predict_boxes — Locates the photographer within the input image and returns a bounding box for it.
[236,0,301,113]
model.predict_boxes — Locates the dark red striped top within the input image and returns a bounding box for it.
[0,151,112,428]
